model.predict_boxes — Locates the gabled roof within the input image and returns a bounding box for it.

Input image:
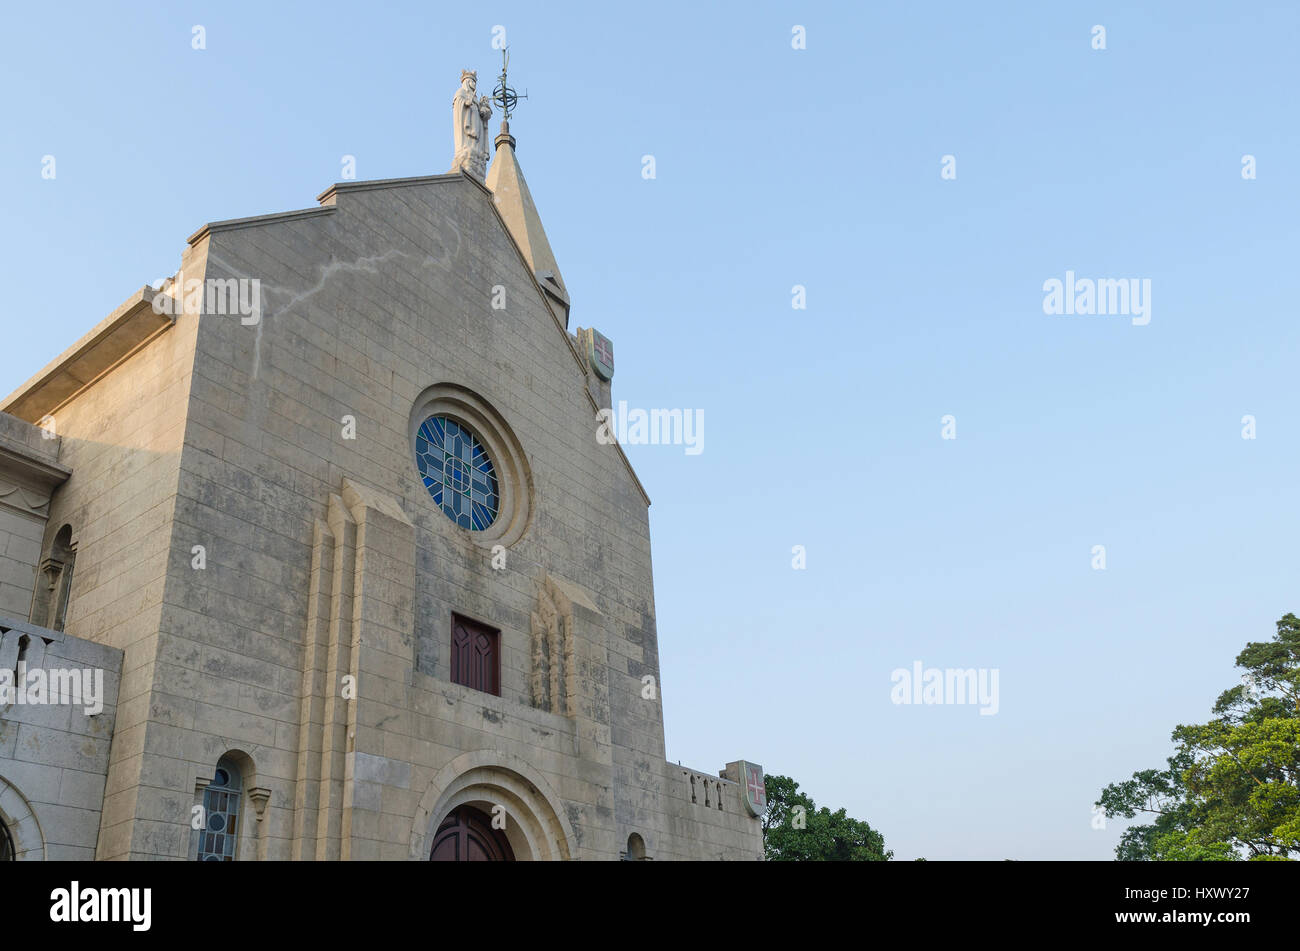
[314,170,584,375]
[4,164,650,506]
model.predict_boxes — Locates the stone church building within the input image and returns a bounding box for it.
[0,70,764,861]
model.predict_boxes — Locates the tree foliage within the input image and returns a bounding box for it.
[762,774,893,861]
[1097,613,1300,860]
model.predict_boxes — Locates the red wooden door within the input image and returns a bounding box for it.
[451,614,499,695]
[429,805,515,861]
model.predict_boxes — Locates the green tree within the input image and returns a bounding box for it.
[762,774,893,861]
[1097,613,1300,860]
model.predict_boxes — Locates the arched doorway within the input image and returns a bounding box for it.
[410,751,577,861]
[0,775,44,860]
[0,816,14,862]
[429,805,515,861]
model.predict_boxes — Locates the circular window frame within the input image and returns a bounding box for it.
[415,416,502,532]
[408,383,534,549]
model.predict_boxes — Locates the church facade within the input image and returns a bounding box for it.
[0,71,765,861]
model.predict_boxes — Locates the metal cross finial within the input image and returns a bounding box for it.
[492,47,527,123]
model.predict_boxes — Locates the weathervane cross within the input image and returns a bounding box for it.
[491,47,527,125]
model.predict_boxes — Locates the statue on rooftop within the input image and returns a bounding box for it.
[450,69,493,181]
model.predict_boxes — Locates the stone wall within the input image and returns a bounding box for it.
[657,763,764,860]
[0,618,123,859]
[14,253,207,860]
[0,413,69,621]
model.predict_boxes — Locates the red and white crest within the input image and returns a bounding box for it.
[739,761,766,817]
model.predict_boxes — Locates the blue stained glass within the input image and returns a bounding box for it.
[196,759,241,861]
[417,416,499,530]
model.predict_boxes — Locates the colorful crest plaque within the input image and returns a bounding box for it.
[585,328,614,381]
[739,761,766,817]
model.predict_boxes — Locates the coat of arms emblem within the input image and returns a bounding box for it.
[739,760,766,817]
[583,328,614,381]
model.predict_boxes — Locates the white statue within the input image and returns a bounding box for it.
[450,70,493,180]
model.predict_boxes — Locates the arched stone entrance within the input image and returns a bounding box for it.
[411,750,576,861]
[430,805,515,861]
[0,775,46,861]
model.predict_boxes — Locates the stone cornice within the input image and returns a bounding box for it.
[0,614,65,645]
[316,174,466,205]
[187,206,336,247]
[1,286,176,424]
[0,440,69,488]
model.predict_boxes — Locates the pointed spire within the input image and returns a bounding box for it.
[481,50,567,323]
[485,120,569,322]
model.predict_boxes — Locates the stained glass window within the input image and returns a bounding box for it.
[195,761,241,861]
[415,416,500,531]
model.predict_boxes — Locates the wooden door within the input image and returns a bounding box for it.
[429,805,515,861]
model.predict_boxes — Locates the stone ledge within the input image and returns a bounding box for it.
[1,287,175,424]
[316,173,469,206]
[0,413,65,485]
[187,205,337,247]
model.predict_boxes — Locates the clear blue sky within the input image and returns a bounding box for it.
[3,2,1297,860]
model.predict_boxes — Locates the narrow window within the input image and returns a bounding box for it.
[195,758,243,861]
[31,524,75,631]
[450,613,500,695]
